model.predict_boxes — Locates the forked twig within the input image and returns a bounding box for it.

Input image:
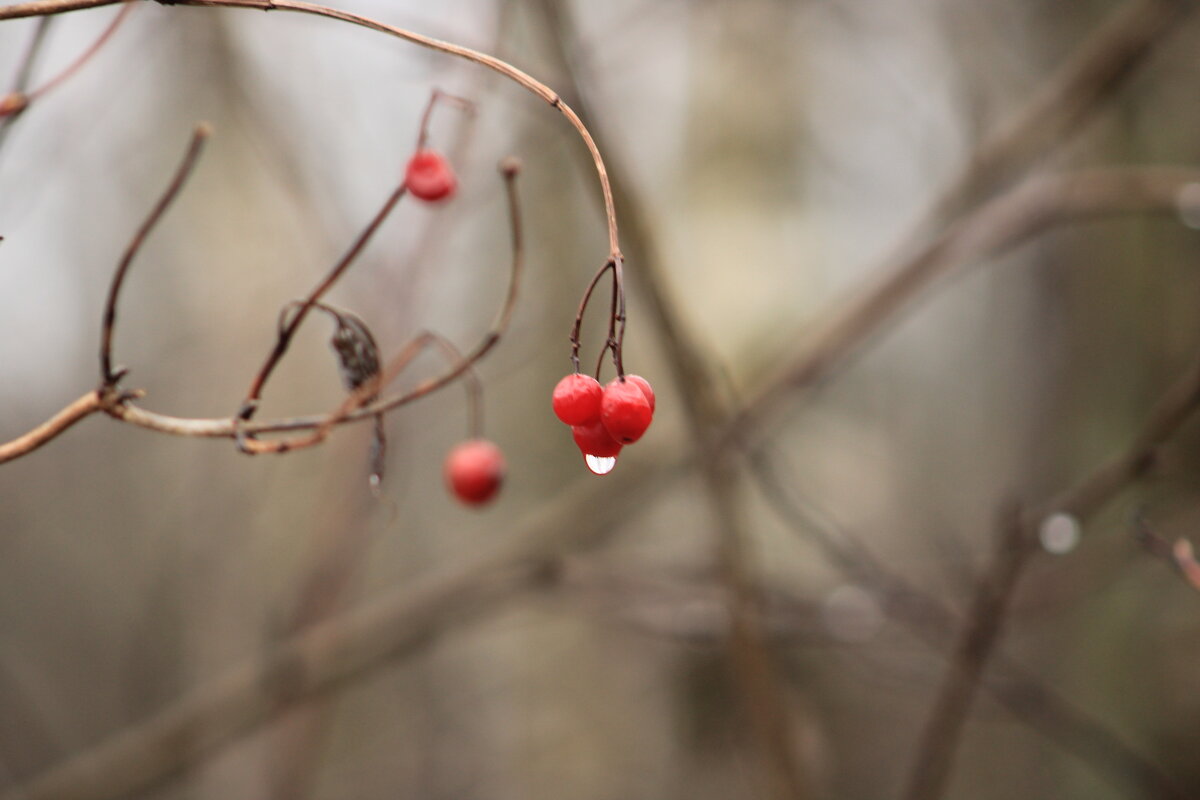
[4,165,1191,464]
[234,158,522,458]
[235,179,407,431]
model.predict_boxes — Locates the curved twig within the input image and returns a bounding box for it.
[235,179,406,431]
[99,123,210,384]
[231,157,523,457]
[0,0,623,262]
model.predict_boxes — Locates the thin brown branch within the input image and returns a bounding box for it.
[99,123,211,384]
[0,0,623,262]
[231,158,522,457]
[6,166,1192,463]
[236,179,407,426]
[0,391,103,464]
[0,17,49,141]
[24,0,133,103]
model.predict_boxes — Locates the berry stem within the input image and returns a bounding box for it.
[235,174,408,442]
[413,88,474,151]
[25,0,132,103]
[570,258,616,375]
[422,333,484,439]
[99,123,210,385]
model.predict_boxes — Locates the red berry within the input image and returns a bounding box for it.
[625,374,655,414]
[600,378,653,444]
[405,150,457,202]
[552,373,603,425]
[571,419,623,458]
[444,439,505,506]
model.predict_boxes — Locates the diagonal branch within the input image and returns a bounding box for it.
[0,454,672,800]
[730,167,1200,447]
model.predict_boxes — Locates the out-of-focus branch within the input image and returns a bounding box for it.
[751,456,1193,800]
[1135,515,1200,593]
[23,0,132,102]
[534,2,808,796]
[755,322,1200,800]
[901,506,1031,800]
[731,0,1198,444]
[0,456,673,800]
[731,167,1200,447]
[934,0,1196,218]
[1032,342,1200,523]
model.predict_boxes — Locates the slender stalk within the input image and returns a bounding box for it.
[99,123,210,384]
[24,0,133,102]
[236,180,406,425]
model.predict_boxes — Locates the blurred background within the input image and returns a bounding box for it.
[2,0,1200,798]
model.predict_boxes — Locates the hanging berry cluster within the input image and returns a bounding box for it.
[550,249,656,475]
[552,372,655,475]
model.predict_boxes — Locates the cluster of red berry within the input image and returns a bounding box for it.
[552,373,655,474]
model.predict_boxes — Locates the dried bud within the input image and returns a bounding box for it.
[329,310,381,396]
[0,92,29,118]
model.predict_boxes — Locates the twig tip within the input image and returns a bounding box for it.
[498,156,522,177]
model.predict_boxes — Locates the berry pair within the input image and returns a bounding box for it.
[552,373,655,474]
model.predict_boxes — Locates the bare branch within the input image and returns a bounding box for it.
[99,123,211,384]
[902,505,1032,800]
[235,178,406,429]
[0,391,103,464]
[0,0,624,262]
[231,158,523,457]
[732,167,1200,445]
[24,0,133,103]
[751,456,1193,800]
[0,454,671,800]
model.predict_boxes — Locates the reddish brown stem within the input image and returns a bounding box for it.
[413,88,473,152]
[25,0,132,103]
[99,123,210,384]
[236,179,407,430]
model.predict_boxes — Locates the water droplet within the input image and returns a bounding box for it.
[584,454,617,475]
[1039,512,1080,555]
